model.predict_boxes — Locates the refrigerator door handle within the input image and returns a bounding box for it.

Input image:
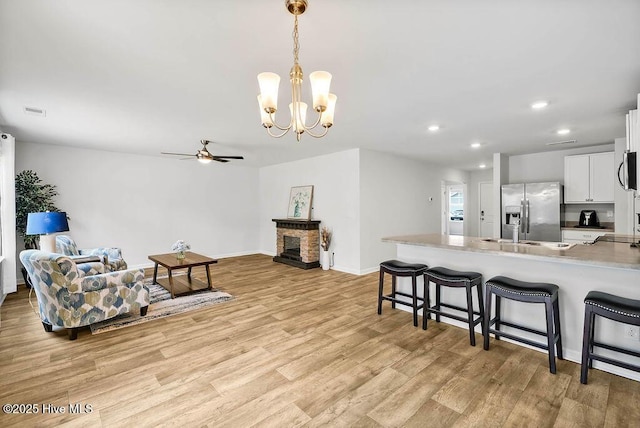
[520,200,526,233]
[526,200,530,233]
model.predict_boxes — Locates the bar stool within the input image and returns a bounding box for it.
[483,276,563,374]
[580,290,640,384]
[378,260,428,327]
[424,267,484,346]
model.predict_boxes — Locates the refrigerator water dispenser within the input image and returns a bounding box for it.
[505,205,521,225]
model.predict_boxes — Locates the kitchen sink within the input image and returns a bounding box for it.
[476,238,576,250]
[478,238,514,243]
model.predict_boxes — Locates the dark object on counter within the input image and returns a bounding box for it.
[580,290,640,384]
[594,235,639,244]
[579,210,599,227]
[483,275,563,374]
[424,267,483,345]
[378,260,428,327]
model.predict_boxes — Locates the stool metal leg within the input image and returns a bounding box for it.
[435,283,441,323]
[476,281,484,325]
[377,270,384,315]
[494,295,502,340]
[588,311,595,369]
[391,275,397,309]
[422,275,428,330]
[466,284,476,346]
[553,296,563,360]
[483,285,492,350]
[580,305,593,384]
[545,297,557,374]
[411,274,418,327]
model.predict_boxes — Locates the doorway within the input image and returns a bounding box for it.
[444,183,464,236]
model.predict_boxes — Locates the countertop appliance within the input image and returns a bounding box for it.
[502,182,562,242]
[578,210,600,228]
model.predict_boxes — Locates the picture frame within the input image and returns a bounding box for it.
[287,185,314,220]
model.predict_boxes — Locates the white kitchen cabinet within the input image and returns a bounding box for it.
[564,152,614,203]
[562,229,608,244]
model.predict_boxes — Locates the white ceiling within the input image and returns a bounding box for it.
[1,0,639,170]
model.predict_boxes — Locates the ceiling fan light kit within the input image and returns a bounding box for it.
[257,0,337,142]
[161,140,244,164]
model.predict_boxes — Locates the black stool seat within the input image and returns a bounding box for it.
[380,260,428,274]
[483,275,563,373]
[486,276,558,297]
[581,290,640,384]
[424,266,483,346]
[584,291,640,318]
[378,260,428,327]
[426,267,482,283]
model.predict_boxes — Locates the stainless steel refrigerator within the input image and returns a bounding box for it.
[501,182,562,242]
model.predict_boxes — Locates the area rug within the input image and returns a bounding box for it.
[89,279,234,335]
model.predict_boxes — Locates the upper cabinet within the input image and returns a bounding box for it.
[564,152,614,203]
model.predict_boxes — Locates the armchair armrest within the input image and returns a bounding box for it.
[80,268,145,292]
[80,247,127,271]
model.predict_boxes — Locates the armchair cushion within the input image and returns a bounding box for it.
[56,235,128,272]
[20,250,149,330]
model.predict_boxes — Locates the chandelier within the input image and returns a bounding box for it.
[257,0,337,142]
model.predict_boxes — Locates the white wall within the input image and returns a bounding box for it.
[258,149,361,274]
[16,142,260,269]
[359,149,468,273]
[508,143,614,183]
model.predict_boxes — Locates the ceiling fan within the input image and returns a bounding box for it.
[161,140,244,164]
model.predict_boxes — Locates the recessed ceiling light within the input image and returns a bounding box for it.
[428,125,440,132]
[557,128,571,135]
[471,142,481,149]
[531,101,548,110]
[479,164,486,169]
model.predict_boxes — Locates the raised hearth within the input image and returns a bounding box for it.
[272,219,321,269]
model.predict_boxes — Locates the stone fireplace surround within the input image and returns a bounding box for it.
[272,219,321,269]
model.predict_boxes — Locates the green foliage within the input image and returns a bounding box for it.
[15,170,61,248]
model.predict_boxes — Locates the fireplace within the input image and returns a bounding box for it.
[282,236,302,261]
[272,219,321,269]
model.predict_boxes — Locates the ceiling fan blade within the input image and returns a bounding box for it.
[213,158,229,163]
[212,155,244,160]
[161,152,195,157]
[179,157,194,161]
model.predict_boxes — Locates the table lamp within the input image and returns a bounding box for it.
[26,211,69,253]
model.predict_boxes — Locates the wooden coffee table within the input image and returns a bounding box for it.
[148,252,218,298]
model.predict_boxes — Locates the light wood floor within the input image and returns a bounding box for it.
[1,254,639,427]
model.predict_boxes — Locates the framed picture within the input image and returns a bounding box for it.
[287,185,314,220]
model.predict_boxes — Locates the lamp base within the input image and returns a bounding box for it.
[39,234,57,253]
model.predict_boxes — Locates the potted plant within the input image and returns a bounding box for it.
[15,170,64,287]
[320,226,332,270]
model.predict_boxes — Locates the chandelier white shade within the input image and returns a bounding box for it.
[257,0,336,142]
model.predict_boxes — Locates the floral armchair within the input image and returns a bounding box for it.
[56,235,128,272]
[20,250,149,340]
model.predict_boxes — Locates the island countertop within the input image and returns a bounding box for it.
[382,233,640,381]
[382,233,640,270]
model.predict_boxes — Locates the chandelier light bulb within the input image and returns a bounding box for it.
[257,95,273,127]
[321,94,337,127]
[309,71,332,111]
[257,72,280,112]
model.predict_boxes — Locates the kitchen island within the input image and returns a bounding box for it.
[382,233,640,381]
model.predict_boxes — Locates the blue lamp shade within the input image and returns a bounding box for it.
[26,212,69,235]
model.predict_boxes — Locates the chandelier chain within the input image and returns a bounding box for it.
[292,15,299,65]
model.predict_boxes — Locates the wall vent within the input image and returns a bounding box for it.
[546,139,576,146]
[23,106,46,117]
